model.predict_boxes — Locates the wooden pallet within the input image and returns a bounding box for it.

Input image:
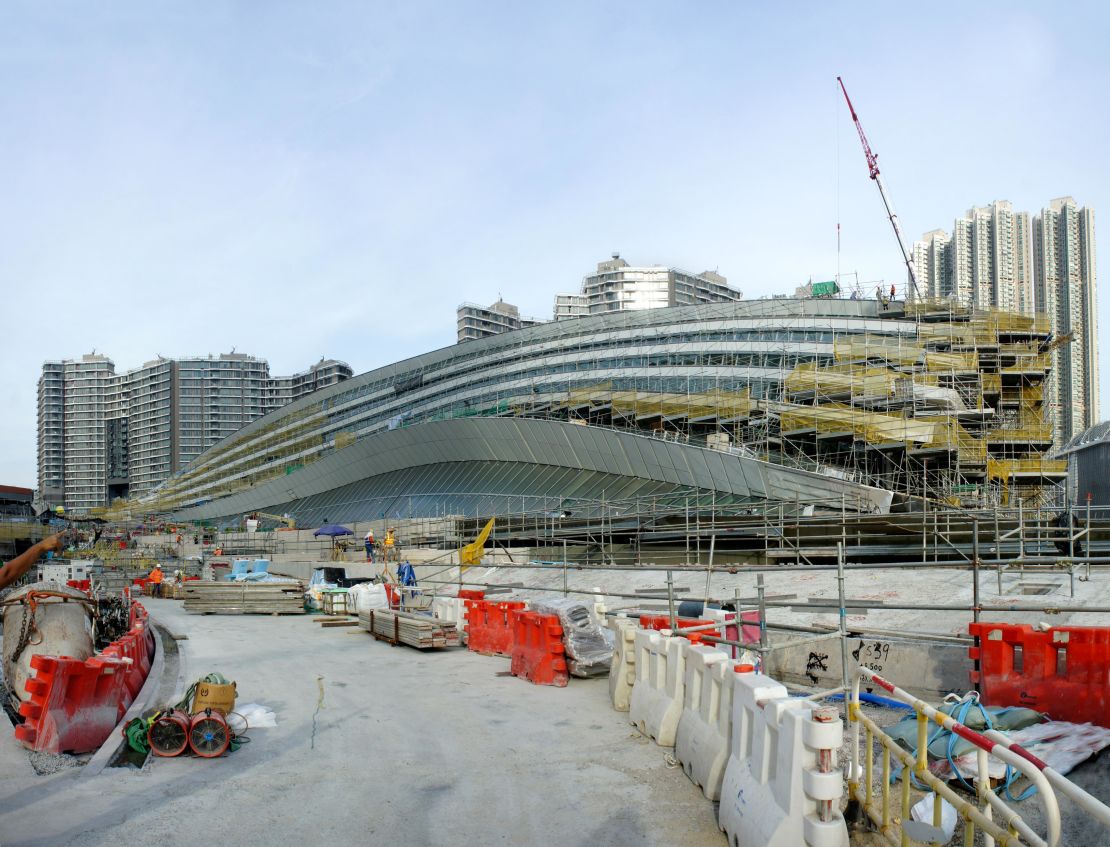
[358,609,459,649]
[183,581,305,615]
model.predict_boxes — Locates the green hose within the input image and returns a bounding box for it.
[124,716,152,754]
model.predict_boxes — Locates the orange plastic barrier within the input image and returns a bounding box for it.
[66,579,91,592]
[14,654,130,753]
[466,600,527,656]
[639,615,716,645]
[510,611,568,687]
[457,590,485,601]
[15,601,155,754]
[969,622,1110,727]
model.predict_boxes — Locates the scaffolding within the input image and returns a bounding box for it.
[529,301,1065,508]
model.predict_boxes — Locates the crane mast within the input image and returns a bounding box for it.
[837,76,921,300]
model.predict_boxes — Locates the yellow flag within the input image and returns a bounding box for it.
[459,518,495,571]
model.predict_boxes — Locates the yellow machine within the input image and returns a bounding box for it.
[251,512,297,530]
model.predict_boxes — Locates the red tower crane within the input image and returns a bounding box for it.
[837,76,921,300]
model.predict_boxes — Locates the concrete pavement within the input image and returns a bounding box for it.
[0,598,725,847]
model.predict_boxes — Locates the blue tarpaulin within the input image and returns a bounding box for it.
[397,562,417,587]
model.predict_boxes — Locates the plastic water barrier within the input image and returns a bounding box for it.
[430,597,466,630]
[607,616,637,712]
[674,644,732,800]
[15,601,155,754]
[467,600,527,657]
[509,611,568,687]
[719,671,848,847]
[629,629,686,746]
[969,622,1110,727]
[849,667,1067,847]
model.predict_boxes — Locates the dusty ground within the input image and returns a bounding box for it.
[0,598,725,847]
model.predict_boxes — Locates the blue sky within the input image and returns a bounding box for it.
[2,2,1107,486]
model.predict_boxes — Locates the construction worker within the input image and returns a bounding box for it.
[149,565,164,584]
[384,527,397,563]
[0,533,64,591]
[364,528,376,563]
[890,284,896,301]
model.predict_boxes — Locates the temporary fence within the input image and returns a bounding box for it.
[628,629,687,746]
[509,611,568,687]
[674,644,733,801]
[466,600,527,657]
[969,622,1110,727]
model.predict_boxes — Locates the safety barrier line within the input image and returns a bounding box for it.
[850,667,1060,847]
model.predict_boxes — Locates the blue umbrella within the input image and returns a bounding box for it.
[313,524,354,538]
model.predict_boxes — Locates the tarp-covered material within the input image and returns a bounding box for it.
[529,597,613,678]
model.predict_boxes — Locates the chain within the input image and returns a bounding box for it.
[10,600,38,666]
[1,590,97,665]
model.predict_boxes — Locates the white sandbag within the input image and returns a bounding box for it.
[348,582,389,614]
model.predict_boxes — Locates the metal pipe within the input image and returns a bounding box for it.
[417,574,1110,615]
[414,556,1110,573]
[756,574,768,650]
[666,569,676,630]
[837,541,850,691]
[972,518,981,624]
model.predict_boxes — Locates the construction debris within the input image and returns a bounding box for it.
[182,581,304,615]
[358,608,459,649]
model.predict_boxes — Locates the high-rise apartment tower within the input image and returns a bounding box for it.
[915,197,1097,448]
[37,353,352,510]
[1033,197,1098,445]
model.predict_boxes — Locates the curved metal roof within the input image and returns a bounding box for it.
[171,417,892,523]
[1060,420,1110,454]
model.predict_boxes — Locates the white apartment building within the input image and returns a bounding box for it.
[913,201,1033,313]
[37,353,352,511]
[1033,197,1099,446]
[456,300,543,343]
[554,254,742,319]
[911,230,950,300]
[268,359,354,406]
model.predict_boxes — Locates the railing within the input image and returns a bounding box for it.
[849,667,1071,847]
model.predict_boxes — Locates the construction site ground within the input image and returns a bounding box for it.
[0,597,725,847]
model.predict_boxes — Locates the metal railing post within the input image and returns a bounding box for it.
[837,541,850,691]
[666,569,676,630]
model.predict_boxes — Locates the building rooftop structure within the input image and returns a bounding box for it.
[553,254,742,320]
[456,300,544,343]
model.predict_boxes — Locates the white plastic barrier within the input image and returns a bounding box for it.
[675,644,732,800]
[430,597,466,628]
[607,616,637,712]
[628,629,686,746]
[719,672,848,847]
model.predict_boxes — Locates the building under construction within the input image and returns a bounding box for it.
[96,294,1068,530]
